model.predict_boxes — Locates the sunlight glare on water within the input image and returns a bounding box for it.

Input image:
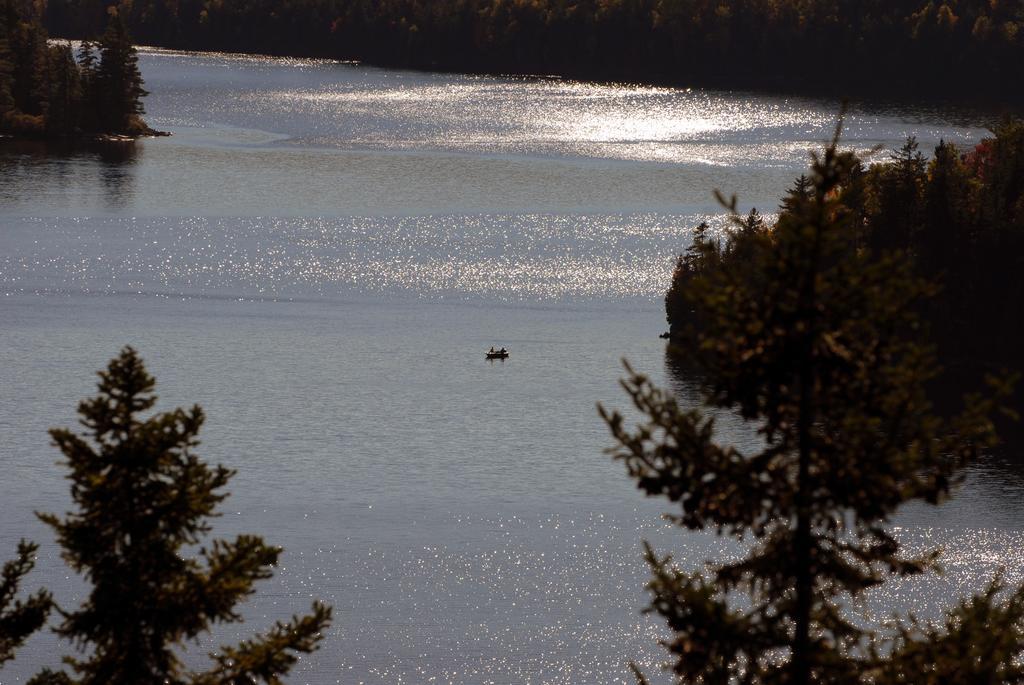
[0,214,736,302]
[265,76,930,166]
[140,49,987,169]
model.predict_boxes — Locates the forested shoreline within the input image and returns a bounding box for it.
[666,120,1024,393]
[41,0,1024,103]
[1,1,154,139]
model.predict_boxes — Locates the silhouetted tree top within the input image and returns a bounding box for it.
[35,346,331,685]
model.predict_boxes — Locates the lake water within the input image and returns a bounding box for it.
[2,49,1023,684]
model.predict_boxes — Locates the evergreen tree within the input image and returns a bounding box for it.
[721,207,767,262]
[0,541,52,667]
[866,137,927,253]
[7,2,50,118]
[75,40,99,133]
[779,174,813,215]
[602,125,1017,684]
[918,139,976,321]
[46,41,82,136]
[94,9,148,133]
[665,221,717,337]
[0,0,14,118]
[977,118,1024,236]
[36,347,331,685]
[922,141,972,261]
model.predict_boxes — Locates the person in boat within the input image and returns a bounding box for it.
[499,347,506,354]
[489,346,495,353]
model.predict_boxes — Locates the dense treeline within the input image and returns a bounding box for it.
[43,0,1024,101]
[667,120,1024,379]
[1,1,151,138]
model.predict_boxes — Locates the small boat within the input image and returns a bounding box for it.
[486,349,509,360]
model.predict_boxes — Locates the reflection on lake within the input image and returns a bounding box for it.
[1,138,139,211]
[662,347,1024,529]
[1,47,1021,684]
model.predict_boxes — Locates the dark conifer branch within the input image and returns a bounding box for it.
[0,541,52,667]
[34,346,332,685]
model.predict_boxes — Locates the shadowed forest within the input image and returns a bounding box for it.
[668,120,1024,387]
[42,0,1024,101]
[0,0,153,137]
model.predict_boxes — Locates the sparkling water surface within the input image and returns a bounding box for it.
[2,48,1022,684]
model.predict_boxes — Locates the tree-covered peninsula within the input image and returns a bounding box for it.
[43,0,1024,102]
[1,2,155,139]
[667,120,1024,381]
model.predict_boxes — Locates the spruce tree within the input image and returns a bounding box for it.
[0,541,52,667]
[601,124,1017,684]
[866,137,927,253]
[779,174,813,215]
[94,10,147,133]
[8,6,50,118]
[75,40,99,133]
[46,42,82,137]
[0,1,14,119]
[664,221,717,339]
[37,347,331,685]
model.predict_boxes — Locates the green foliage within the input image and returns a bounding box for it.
[602,124,1018,683]
[93,10,148,134]
[0,21,13,114]
[46,42,83,136]
[36,346,331,685]
[0,541,52,667]
[0,1,150,137]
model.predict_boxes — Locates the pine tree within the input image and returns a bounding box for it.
[94,9,148,133]
[36,347,331,685]
[8,5,50,118]
[46,42,82,136]
[921,141,971,270]
[866,136,927,253]
[0,0,14,119]
[0,541,52,667]
[601,123,1017,684]
[779,174,813,214]
[665,221,718,340]
[75,40,99,133]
